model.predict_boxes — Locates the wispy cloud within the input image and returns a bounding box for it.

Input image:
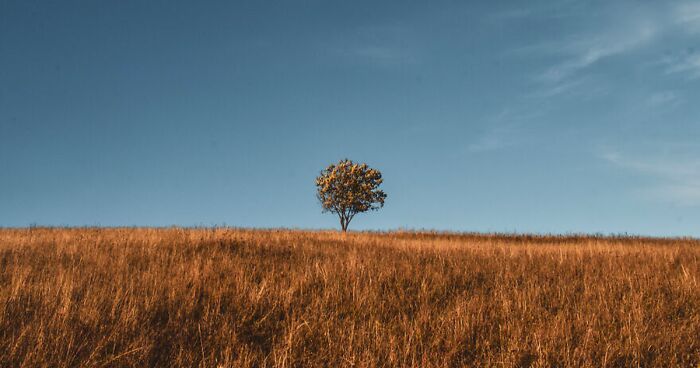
[539,20,658,83]
[673,2,700,33]
[602,152,700,178]
[601,151,700,206]
[649,184,700,205]
[490,0,581,22]
[532,76,591,98]
[647,91,683,108]
[330,25,419,67]
[636,2,700,80]
[509,1,672,101]
[467,124,518,153]
[467,108,543,153]
[664,53,700,79]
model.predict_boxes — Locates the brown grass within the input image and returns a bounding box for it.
[0,228,698,367]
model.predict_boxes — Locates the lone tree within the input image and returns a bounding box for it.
[315,159,387,232]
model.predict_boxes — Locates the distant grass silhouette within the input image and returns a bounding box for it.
[0,228,698,367]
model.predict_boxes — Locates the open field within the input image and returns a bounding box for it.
[0,228,698,367]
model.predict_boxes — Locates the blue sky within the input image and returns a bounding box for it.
[1,0,700,236]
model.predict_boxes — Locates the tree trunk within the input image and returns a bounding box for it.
[339,212,353,232]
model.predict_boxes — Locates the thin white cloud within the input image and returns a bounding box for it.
[467,108,543,153]
[648,184,700,205]
[509,2,697,91]
[330,25,420,67]
[635,2,700,80]
[540,21,658,83]
[647,91,683,108]
[490,0,581,22]
[506,3,663,104]
[467,124,517,153]
[665,54,700,79]
[673,2,700,33]
[533,76,590,98]
[602,152,700,177]
[601,151,700,206]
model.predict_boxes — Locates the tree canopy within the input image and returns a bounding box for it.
[315,159,387,232]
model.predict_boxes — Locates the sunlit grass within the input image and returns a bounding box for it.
[0,228,697,367]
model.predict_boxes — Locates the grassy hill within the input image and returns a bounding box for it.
[0,228,697,367]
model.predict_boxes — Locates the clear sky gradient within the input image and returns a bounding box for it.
[1,1,699,236]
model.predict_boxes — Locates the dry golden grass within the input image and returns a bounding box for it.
[0,228,698,367]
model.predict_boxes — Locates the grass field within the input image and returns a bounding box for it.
[0,228,698,367]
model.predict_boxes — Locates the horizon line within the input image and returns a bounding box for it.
[2,225,697,241]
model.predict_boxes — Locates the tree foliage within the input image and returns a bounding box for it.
[315,159,387,232]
